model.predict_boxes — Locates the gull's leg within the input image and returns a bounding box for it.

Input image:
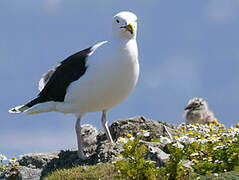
[101,110,114,144]
[75,113,87,159]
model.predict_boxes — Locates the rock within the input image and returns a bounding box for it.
[144,141,170,167]
[16,167,42,180]
[18,153,58,169]
[110,116,176,141]
[2,116,177,179]
[40,149,84,178]
[92,140,124,164]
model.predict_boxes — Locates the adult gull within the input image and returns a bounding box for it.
[9,11,139,159]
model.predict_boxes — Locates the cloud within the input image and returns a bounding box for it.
[43,0,61,14]
[205,0,239,22]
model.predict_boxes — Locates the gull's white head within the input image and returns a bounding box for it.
[112,11,138,40]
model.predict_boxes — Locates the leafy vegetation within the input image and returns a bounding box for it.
[112,121,239,179]
[2,121,239,179]
[0,156,20,178]
[113,136,158,180]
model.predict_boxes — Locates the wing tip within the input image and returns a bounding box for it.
[8,105,29,114]
[8,108,20,114]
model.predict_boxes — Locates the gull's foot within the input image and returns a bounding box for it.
[77,151,87,160]
[110,141,115,146]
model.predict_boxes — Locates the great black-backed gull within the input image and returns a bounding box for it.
[9,11,139,159]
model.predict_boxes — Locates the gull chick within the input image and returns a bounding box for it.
[81,124,98,148]
[184,97,217,125]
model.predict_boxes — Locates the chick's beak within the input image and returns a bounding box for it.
[184,105,192,110]
[184,106,190,110]
[121,24,134,34]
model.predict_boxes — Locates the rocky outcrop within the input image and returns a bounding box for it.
[110,116,176,141]
[1,116,176,179]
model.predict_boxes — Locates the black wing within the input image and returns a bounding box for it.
[26,47,93,108]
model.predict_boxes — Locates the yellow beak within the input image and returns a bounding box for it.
[120,24,134,34]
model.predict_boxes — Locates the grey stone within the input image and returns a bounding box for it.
[18,153,58,169]
[144,141,170,167]
[109,116,176,141]
[2,116,177,179]
[16,167,42,180]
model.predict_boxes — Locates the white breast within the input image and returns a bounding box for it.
[58,40,139,114]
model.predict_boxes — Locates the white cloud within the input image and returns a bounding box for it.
[205,0,239,22]
[43,0,61,14]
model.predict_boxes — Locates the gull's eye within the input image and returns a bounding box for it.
[116,19,120,23]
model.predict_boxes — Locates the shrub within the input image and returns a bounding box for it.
[113,132,159,180]
[113,122,239,180]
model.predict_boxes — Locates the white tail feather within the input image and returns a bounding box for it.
[8,105,29,113]
[24,101,57,115]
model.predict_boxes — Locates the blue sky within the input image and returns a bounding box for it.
[1,0,239,158]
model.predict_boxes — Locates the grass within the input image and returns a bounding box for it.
[45,163,118,180]
[45,164,239,180]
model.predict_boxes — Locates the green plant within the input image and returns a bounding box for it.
[0,155,20,178]
[46,163,117,180]
[0,154,7,172]
[161,121,239,179]
[113,135,158,180]
[113,122,239,180]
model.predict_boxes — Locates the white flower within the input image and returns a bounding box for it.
[209,137,220,143]
[213,145,225,150]
[9,157,17,164]
[180,160,193,169]
[190,152,199,157]
[0,154,7,161]
[198,138,208,144]
[185,138,196,145]
[234,128,239,133]
[208,157,213,162]
[137,130,150,137]
[172,142,184,149]
[116,137,128,144]
[160,136,172,145]
[177,135,188,143]
[232,138,238,142]
[112,154,123,161]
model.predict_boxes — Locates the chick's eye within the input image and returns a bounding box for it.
[116,19,120,23]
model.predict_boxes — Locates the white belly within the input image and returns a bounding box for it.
[59,48,139,114]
